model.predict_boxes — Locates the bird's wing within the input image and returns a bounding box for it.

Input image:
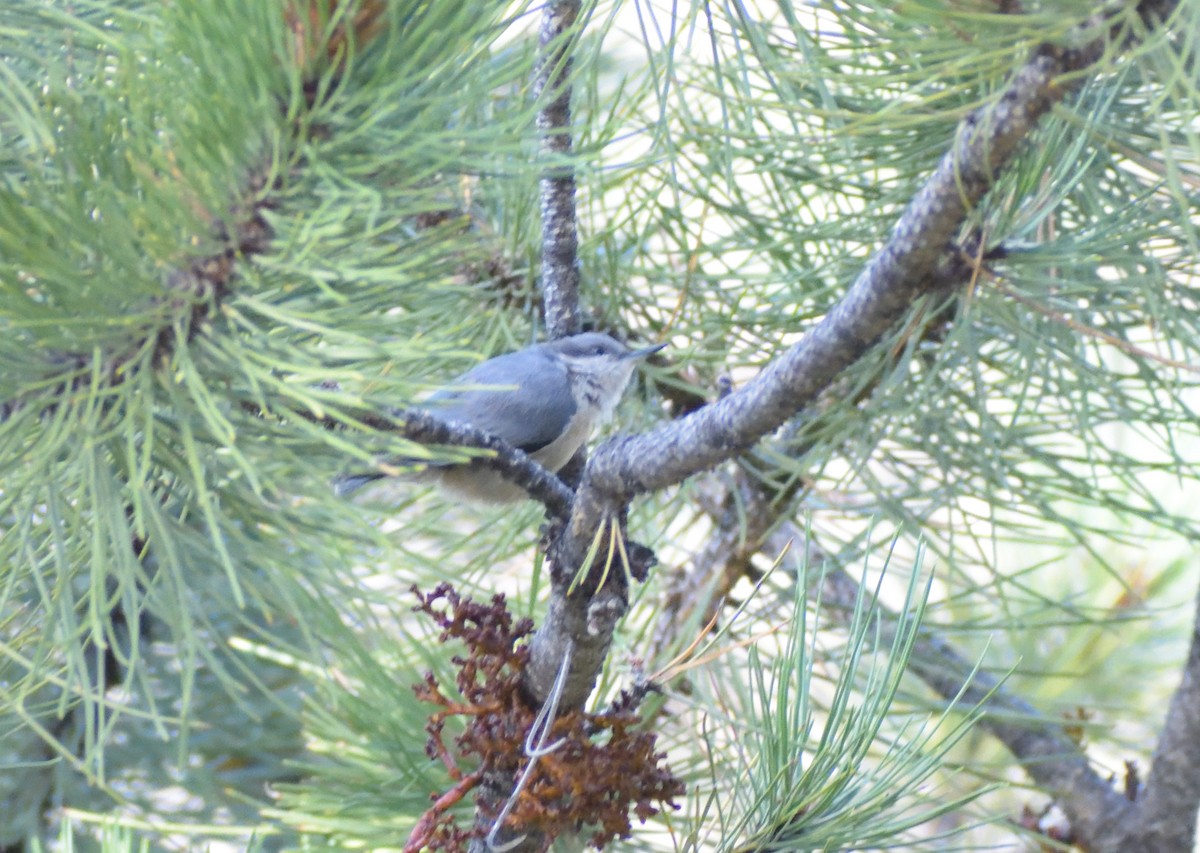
[426,350,576,454]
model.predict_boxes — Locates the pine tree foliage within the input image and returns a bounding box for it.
[1,0,1198,850]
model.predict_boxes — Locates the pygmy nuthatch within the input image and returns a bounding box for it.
[335,332,663,503]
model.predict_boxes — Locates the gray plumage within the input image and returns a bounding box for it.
[335,332,662,503]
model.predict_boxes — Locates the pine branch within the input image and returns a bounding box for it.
[0,181,274,423]
[579,47,1088,504]
[327,407,575,517]
[531,0,1182,717]
[483,14,1193,853]
[648,380,1200,846]
[1132,584,1200,850]
[651,464,1193,849]
[806,540,1138,850]
[470,6,588,847]
[535,0,583,339]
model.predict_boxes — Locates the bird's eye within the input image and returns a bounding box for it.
[592,346,606,356]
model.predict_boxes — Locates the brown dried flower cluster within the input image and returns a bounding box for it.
[406,584,684,852]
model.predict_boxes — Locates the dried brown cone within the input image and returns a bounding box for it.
[409,584,684,851]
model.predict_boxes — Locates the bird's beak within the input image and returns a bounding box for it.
[627,342,666,361]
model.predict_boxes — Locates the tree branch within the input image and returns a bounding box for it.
[536,24,1104,715]
[534,0,583,339]
[651,458,1200,851]
[647,471,789,664]
[337,408,575,518]
[653,465,1142,849]
[533,1,1182,723]
[470,4,585,845]
[803,539,1139,850]
[1128,582,1200,850]
[580,45,1091,508]
[503,3,1183,849]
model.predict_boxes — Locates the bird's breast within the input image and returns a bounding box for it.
[530,408,595,473]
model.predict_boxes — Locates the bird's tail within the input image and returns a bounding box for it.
[332,472,387,497]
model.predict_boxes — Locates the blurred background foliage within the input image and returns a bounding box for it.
[1,0,1198,850]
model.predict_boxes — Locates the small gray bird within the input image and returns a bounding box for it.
[335,332,663,503]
